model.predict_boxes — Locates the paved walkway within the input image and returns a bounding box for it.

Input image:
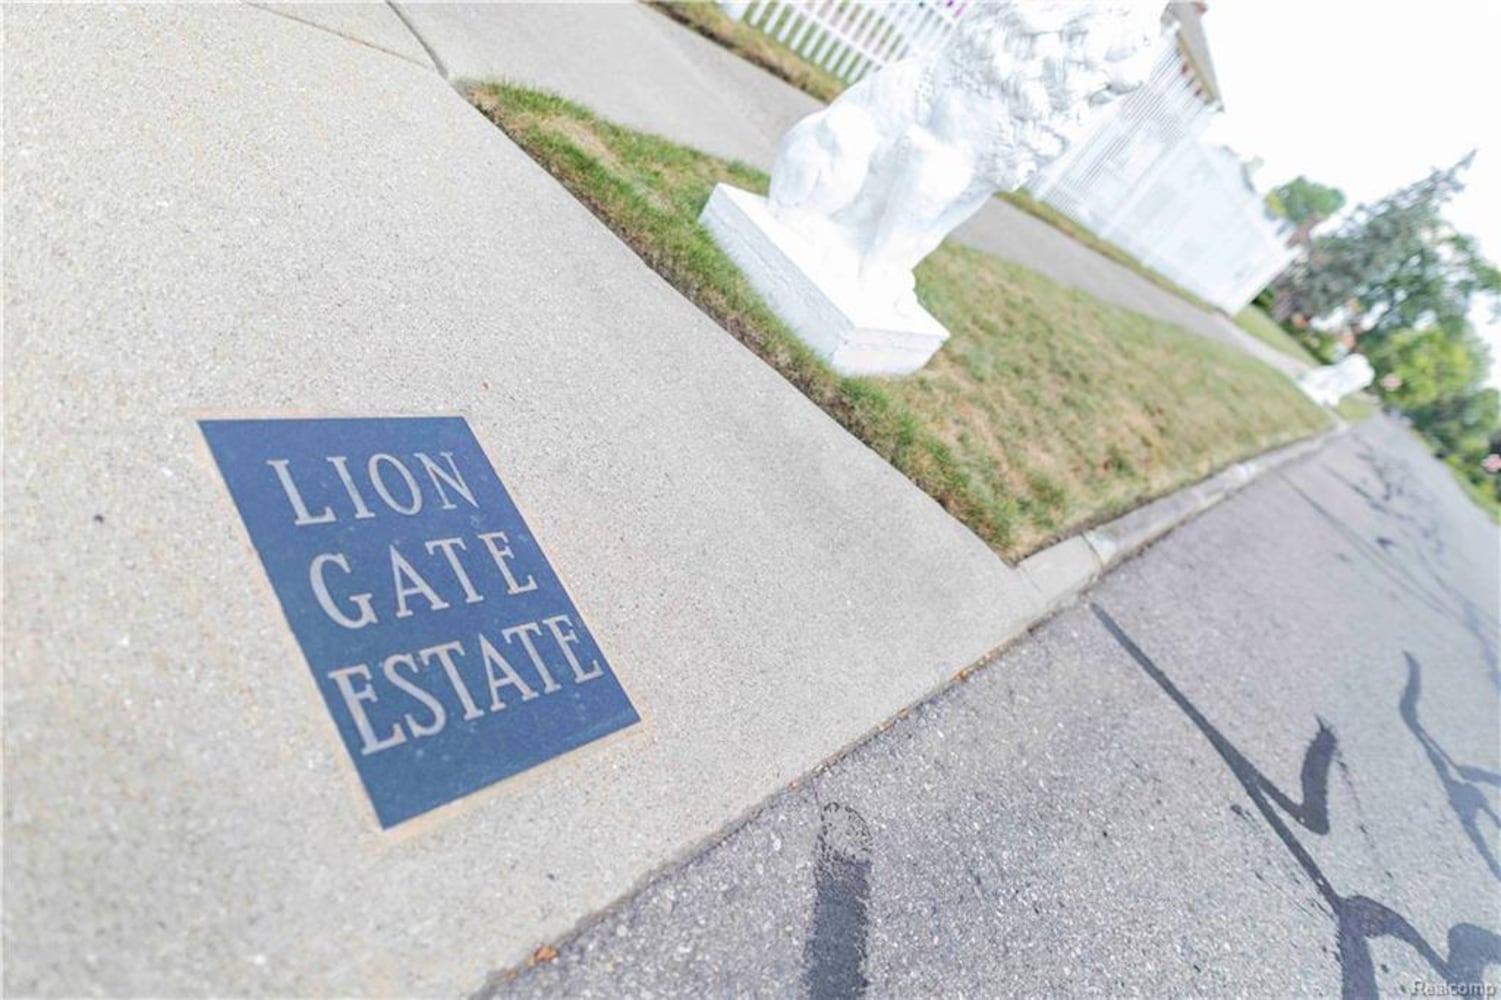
[5,5,1042,995]
[369,1,1308,378]
[492,413,1501,997]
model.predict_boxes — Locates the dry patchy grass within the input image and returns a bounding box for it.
[471,83,1330,558]
[646,1,847,104]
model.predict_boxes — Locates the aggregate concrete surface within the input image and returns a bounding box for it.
[395,1,822,168]
[491,415,1501,998]
[249,2,437,69]
[3,5,1044,995]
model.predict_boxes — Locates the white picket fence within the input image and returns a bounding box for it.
[1027,44,1295,313]
[720,0,969,83]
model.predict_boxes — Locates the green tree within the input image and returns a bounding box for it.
[1266,176,1345,226]
[1363,324,1490,411]
[1271,155,1500,340]
[1409,386,1497,454]
[1266,156,1501,515]
[1419,388,1501,509]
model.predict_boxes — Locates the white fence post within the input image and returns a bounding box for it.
[728,0,968,84]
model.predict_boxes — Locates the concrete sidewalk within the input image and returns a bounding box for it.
[4,5,1328,997]
[379,1,1307,378]
[4,4,1043,995]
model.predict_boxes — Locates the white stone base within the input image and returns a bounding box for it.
[699,184,950,376]
[1297,354,1375,408]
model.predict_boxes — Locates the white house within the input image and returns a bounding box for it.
[1026,3,1296,313]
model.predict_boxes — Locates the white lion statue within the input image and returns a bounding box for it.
[1298,353,1376,407]
[768,1,1163,312]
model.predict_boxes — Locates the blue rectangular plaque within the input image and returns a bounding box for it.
[198,416,640,828]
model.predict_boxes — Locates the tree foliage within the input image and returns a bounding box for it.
[1271,155,1500,342]
[1421,388,1501,510]
[1265,155,1501,513]
[1409,387,1499,459]
[1363,325,1489,411]
[1266,176,1345,226]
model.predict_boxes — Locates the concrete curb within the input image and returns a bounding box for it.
[1020,428,1341,610]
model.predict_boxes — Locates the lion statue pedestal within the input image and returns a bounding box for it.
[700,184,951,376]
[700,1,1159,376]
[1298,354,1376,408]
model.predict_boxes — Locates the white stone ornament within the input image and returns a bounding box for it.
[1297,353,1376,408]
[702,1,1162,376]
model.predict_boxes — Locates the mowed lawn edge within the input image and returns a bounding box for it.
[1235,303,1325,366]
[470,83,1331,560]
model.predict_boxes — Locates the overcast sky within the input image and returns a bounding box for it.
[1197,0,1501,385]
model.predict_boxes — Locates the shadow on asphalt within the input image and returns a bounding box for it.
[1092,603,1501,997]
